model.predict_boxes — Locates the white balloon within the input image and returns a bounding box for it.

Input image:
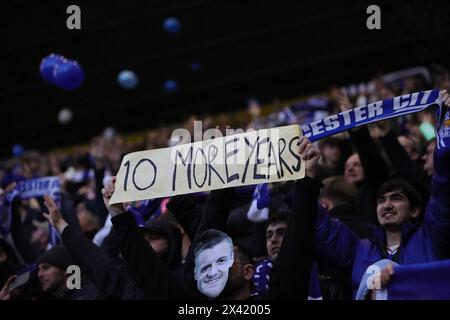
[103,127,116,140]
[58,108,73,124]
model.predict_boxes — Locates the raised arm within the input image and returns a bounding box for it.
[337,91,390,224]
[42,195,143,299]
[102,179,186,299]
[422,91,450,248]
[379,127,425,181]
[166,195,201,241]
[268,136,321,299]
[195,187,235,240]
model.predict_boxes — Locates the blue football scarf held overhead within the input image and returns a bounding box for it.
[15,176,62,206]
[17,177,63,246]
[301,89,448,150]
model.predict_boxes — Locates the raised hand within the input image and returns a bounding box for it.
[0,182,17,200]
[441,89,450,107]
[42,194,68,234]
[101,176,125,215]
[298,136,321,178]
[337,90,353,112]
[0,275,16,300]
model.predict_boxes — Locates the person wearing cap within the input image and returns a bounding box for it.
[300,92,450,298]
[36,245,99,300]
[41,195,144,299]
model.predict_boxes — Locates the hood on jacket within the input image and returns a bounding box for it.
[139,219,182,270]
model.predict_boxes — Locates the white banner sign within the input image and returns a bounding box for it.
[110,125,304,204]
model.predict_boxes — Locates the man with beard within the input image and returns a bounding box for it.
[309,90,450,299]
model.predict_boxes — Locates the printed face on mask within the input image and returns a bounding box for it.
[194,239,234,298]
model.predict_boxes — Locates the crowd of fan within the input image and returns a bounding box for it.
[0,65,449,300]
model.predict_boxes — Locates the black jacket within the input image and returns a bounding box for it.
[111,213,188,299]
[61,224,144,299]
[349,127,390,225]
[328,205,373,239]
[166,195,201,241]
[268,177,320,299]
[35,276,100,300]
[379,129,430,203]
[109,187,237,300]
[0,238,23,288]
[139,219,182,270]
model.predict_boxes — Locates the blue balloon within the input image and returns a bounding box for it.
[164,79,178,93]
[53,59,84,90]
[191,62,201,71]
[12,144,24,157]
[117,70,139,90]
[163,17,181,34]
[39,53,64,84]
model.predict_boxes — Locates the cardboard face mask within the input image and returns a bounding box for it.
[194,234,234,298]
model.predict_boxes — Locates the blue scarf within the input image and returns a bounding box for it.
[0,177,62,246]
[388,260,450,300]
[301,89,445,145]
[251,258,322,299]
[129,198,163,226]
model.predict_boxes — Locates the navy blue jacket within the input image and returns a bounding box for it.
[314,149,450,298]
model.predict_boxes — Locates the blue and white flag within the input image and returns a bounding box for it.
[436,105,450,152]
[15,176,62,207]
[301,89,443,143]
[252,258,273,296]
[3,177,62,246]
[388,260,450,300]
[246,184,270,223]
[277,107,299,125]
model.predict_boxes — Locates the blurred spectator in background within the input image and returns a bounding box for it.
[36,245,99,300]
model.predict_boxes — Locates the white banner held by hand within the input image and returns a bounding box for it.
[110,125,304,204]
